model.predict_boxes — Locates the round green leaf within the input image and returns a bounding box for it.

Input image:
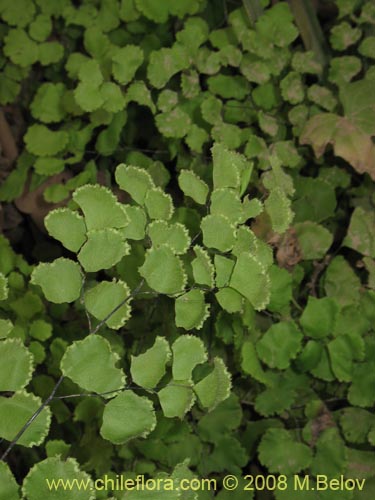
[30,82,66,123]
[194,358,231,411]
[115,164,155,204]
[191,245,215,288]
[22,457,93,500]
[31,257,83,304]
[175,289,210,330]
[100,391,156,444]
[256,321,303,370]
[0,391,51,447]
[0,462,20,500]
[178,170,209,205]
[144,187,174,220]
[130,336,171,389]
[300,296,340,339]
[139,247,187,295]
[24,124,69,157]
[148,220,190,255]
[45,208,87,253]
[158,381,195,419]
[84,280,132,330]
[0,339,34,391]
[78,228,130,272]
[172,334,207,380]
[201,214,236,252]
[61,335,125,395]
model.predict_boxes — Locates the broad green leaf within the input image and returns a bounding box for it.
[74,82,104,112]
[100,82,126,113]
[255,382,297,417]
[4,29,38,67]
[45,208,86,252]
[265,187,293,234]
[148,221,190,255]
[172,335,207,380]
[343,206,375,258]
[324,256,361,306]
[207,74,249,99]
[256,321,303,370]
[191,246,215,288]
[280,71,304,104]
[125,81,156,113]
[300,296,339,339]
[0,0,35,26]
[211,142,249,191]
[310,428,347,477]
[131,337,171,389]
[185,124,209,152]
[175,289,209,330]
[148,45,189,88]
[155,107,191,138]
[121,206,147,240]
[0,319,13,339]
[0,462,19,500]
[258,428,313,474]
[201,214,236,252]
[78,228,129,272]
[201,94,223,125]
[215,288,243,313]
[30,82,66,123]
[139,247,186,295]
[230,252,270,310]
[84,280,132,330]
[340,408,375,444]
[135,0,169,23]
[158,381,195,419]
[73,184,128,230]
[294,221,333,259]
[294,340,323,373]
[29,13,52,42]
[115,164,155,204]
[0,339,33,391]
[100,391,156,444]
[144,188,174,220]
[29,319,51,342]
[61,335,125,395]
[268,265,292,313]
[327,335,354,382]
[31,258,82,304]
[78,59,103,86]
[22,457,93,500]
[34,157,64,176]
[24,124,69,157]
[241,340,273,386]
[210,189,244,224]
[0,391,51,447]
[194,358,231,411]
[214,255,235,288]
[112,45,144,85]
[178,170,209,205]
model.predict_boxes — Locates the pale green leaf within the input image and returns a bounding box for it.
[215,287,243,313]
[139,247,187,295]
[178,170,209,205]
[73,184,128,230]
[155,108,191,138]
[211,142,249,191]
[230,252,270,310]
[74,82,104,112]
[144,187,174,220]
[175,289,210,330]
[194,358,231,411]
[31,258,82,304]
[294,221,333,259]
[45,208,87,252]
[0,391,51,447]
[172,334,207,380]
[30,82,66,123]
[201,214,236,252]
[265,187,294,234]
[131,337,171,389]
[78,228,129,272]
[61,335,125,394]
[256,322,303,370]
[241,340,273,386]
[112,45,144,85]
[210,188,244,224]
[148,45,189,88]
[0,462,19,500]
[148,220,190,255]
[158,381,195,419]
[115,164,155,204]
[100,391,156,444]
[84,279,132,330]
[343,206,375,258]
[22,457,93,500]
[0,339,33,391]
[24,124,69,157]
[121,205,147,240]
[191,245,215,288]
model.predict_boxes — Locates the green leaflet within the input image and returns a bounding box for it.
[256,322,303,370]
[230,252,270,310]
[45,208,86,252]
[175,289,210,330]
[215,287,243,313]
[100,391,156,444]
[265,187,294,234]
[210,188,245,224]
[31,258,83,304]
[131,337,171,389]
[78,228,130,272]
[144,187,174,220]
[22,457,93,500]
[300,296,340,339]
[112,45,144,85]
[241,340,273,385]
[139,247,187,295]
[211,143,251,192]
[0,339,33,391]
[0,462,19,500]
[148,220,190,255]
[0,391,51,447]
[115,164,155,204]
[343,206,375,258]
[258,428,313,475]
[191,246,215,288]
[61,335,125,395]
[121,205,147,240]
[158,381,195,419]
[24,124,69,157]
[148,45,190,88]
[201,214,236,252]
[84,280,132,330]
[172,335,207,380]
[73,184,128,231]
[178,170,209,205]
[30,82,66,123]
[294,221,333,259]
[194,358,231,411]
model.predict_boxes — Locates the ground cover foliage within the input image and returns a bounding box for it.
[0,0,375,498]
